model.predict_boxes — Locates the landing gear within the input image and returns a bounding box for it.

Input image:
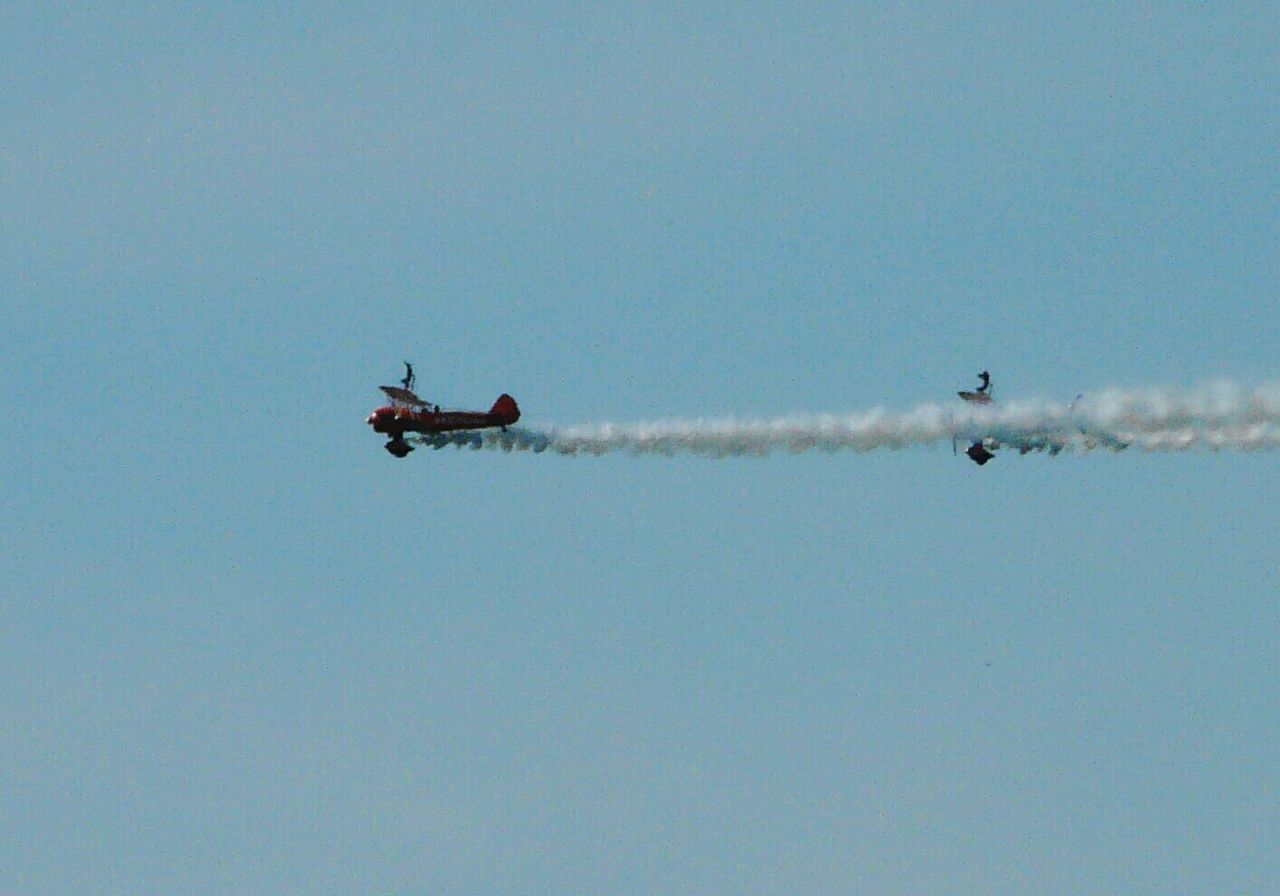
[385,437,413,458]
[966,442,994,465]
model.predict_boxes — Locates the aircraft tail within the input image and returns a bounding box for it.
[490,394,520,424]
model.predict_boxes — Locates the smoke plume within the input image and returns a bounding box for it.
[411,381,1280,458]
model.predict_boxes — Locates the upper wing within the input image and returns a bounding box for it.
[380,385,430,408]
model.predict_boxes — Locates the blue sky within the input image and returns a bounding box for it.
[3,5,1277,894]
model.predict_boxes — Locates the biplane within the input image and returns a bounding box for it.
[367,364,520,457]
[956,371,997,464]
[953,372,1117,464]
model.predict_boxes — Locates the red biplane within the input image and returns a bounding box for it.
[367,364,520,457]
[952,371,1098,464]
[956,370,996,465]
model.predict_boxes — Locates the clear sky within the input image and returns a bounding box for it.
[3,5,1277,894]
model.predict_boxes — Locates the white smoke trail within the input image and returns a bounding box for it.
[411,381,1280,458]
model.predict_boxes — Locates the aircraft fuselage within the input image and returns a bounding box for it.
[367,393,520,456]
